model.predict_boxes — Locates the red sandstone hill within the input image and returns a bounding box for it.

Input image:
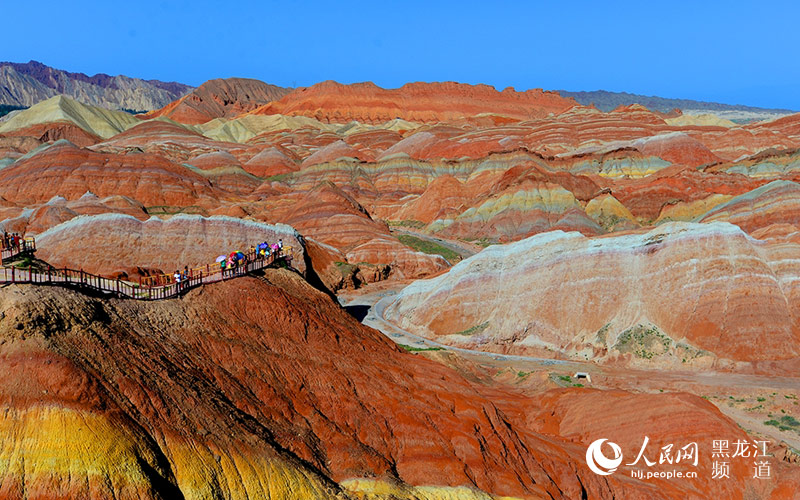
[250,80,578,124]
[0,140,218,207]
[144,77,292,124]
[4,270,790,499]
[0,271,610,499]
[0,121,103,147]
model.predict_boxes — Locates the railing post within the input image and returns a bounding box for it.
[11,266,14,283]
[28,265,32,283]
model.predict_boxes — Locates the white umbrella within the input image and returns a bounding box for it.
[215,255,226,263]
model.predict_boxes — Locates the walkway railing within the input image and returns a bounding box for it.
[1,237,36,263]
[0,245,293,300]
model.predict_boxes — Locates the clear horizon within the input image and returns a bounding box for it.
[6,0,800,110]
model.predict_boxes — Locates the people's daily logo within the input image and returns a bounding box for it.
[586,438,623,476]
[585,436,773,481]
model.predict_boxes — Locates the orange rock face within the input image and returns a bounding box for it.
[14,192,148,235]
[143,77,291,124]
[0,140,217,207]
[242,145,299,177]
[698,180,800,234]
[1,121,102,147]
[521,388,797,499]
[611,165,764,220]
[249,182,447,281]
[261,182,391,250]
[345,237,449,279]
[252,80,578,124]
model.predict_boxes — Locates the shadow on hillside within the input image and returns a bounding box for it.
[344,305,370,322]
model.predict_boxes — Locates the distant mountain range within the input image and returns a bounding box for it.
[558,90,796,122]
[2,61,797,124]
[0,60,193,113]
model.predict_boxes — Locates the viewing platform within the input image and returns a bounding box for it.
[1,237,36,263]
[0,239,294,300]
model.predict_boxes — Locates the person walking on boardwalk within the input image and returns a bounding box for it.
[174,270,181,290]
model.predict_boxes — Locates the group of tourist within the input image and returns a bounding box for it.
[169,238,285,290]
[1,231,24,253]
[173,266,194,290]
[219,238,284,278]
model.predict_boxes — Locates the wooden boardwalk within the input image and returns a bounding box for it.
[0,239,293,300]
[1,237,36,263]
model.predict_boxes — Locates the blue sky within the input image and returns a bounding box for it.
[5,0,800,109]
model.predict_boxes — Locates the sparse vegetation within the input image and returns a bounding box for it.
[675,342,709,362]
[595,213,622,231]
[595,323,611,346]
[465,237,494,248]
[397,234,460,263]
[764,415,800,432]
[13,255,34,269]
[614,323,672,359]
[387,220,425,229]
[264,173,293,183]
[452,321,489,336]
[399,344,444,352]
[145,205,206,216]
[643,233,666,246]
[334,261,357,277]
